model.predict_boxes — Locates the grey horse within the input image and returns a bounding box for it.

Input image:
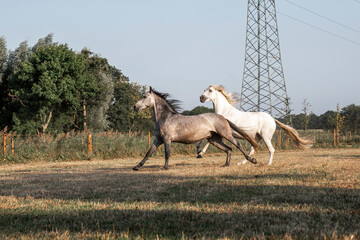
[132,87,258,170]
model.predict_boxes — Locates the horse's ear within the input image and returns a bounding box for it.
[149,86,153,93]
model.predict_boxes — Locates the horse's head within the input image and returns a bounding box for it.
[134,87,155,112]
[200,85,222,103]
[200,85,239,106]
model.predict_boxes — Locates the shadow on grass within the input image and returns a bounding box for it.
[1,206,359,239]
[1,167,359,238]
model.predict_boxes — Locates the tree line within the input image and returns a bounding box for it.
[287,104,360,134]
[1,34,359,135]
[0,34,153,135]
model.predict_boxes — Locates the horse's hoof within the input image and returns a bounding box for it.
[133,166,140,171]
[249,158,257,164]
[163,166,169,170]
[221,164,230,167]
[237,160,248,165]
[196,155,203,159]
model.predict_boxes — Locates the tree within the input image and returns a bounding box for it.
[182,106,213,115]
[318,110,337,131]
[0,37,8,129]
[341,104,360,134]
[86,72,113,131]
[7,41,31,77]
[0,36,6,83]
[78,48,115,132]
[108,77,153,133]
[335,104,346,135]
[10,43,86,134]
[302,98,311,131]
[308,113,321,129]
[31,33,54,52]
[0,40,32,129]
[291,113,305,130]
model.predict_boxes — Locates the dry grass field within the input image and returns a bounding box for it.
[0,148,359,239]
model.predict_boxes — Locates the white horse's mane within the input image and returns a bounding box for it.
[210,85,240,106]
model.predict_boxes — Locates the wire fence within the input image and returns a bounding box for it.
[1,129,359,164]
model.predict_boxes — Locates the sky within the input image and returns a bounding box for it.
[1,0,359,115]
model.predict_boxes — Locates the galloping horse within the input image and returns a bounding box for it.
[199,85,312,165]
[133,87,259,170]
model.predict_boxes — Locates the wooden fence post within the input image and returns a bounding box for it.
[87,132,92,158]
[333,129,336,147]
[313,130,316,143]
[3,133,6,161]
[286,135,289,147]
[278,130,282,147]
[11,135,14,157]
[148,132,151,149]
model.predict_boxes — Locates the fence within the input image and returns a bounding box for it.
[1,129,359,164]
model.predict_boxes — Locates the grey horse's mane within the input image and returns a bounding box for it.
[152,89,182,114]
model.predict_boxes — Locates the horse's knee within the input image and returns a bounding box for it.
[269,147,275,155]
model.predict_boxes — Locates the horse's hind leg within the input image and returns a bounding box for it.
[224,136,257,164]
[238,146,256,165]
[263,137,275,165]
[208,134,232,166]
[196,141,210,158]
[133,137,163,170]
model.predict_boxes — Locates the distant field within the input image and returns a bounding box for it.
[0,149,359,239]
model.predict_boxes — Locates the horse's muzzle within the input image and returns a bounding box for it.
[200,95,206,103]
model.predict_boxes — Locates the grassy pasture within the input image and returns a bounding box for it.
[0,149,359,239]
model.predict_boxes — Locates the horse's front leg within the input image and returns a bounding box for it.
[196,141,210,158]
[133,137,163,171]
[196,141,202,156]
[163,140,171,170]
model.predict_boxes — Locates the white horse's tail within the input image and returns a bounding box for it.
[274,119,312,150]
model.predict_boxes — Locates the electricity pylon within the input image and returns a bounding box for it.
[240,0,291,119]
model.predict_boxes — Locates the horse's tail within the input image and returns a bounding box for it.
[227,120,259,151]
[274,119,312,149]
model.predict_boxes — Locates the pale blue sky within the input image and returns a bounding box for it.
[1,0,359,114]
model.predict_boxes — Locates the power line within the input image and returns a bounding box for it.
[284,0,360,35]
[278,11,360,47]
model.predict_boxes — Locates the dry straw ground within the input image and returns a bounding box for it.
[0,148,359,239]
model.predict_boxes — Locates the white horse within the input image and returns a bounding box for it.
[198,85,311,165]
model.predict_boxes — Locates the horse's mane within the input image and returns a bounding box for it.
[210,85,240,106]
[152,89,182,113]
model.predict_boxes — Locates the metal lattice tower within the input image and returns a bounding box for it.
[240,0,290,119]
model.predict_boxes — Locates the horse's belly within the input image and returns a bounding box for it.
[171,129,212,144]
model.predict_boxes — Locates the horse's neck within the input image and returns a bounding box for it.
[153,97,173,123]
[213,93,234,115]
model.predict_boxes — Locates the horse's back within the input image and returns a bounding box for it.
[224,110,276,136]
